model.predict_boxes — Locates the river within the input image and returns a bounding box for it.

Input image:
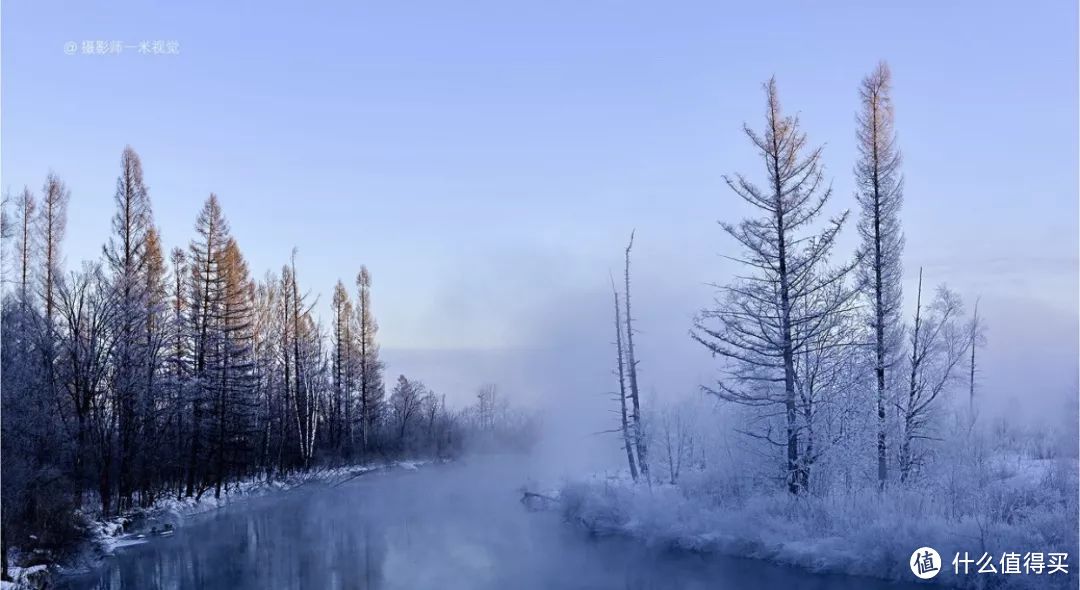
[60,458,924,589]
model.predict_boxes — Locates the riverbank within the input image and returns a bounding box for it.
[558,456,1077,589]
[41,455,917,590]
[2,459,432,589]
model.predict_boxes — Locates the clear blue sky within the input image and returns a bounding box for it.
[3,1,1077,412]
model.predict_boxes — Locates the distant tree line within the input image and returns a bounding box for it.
[0,149,539,576]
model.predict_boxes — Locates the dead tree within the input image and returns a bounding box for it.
[623,230,649,479]
[966,297,986,430]
[611,276,638,481]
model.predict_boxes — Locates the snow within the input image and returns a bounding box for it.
[557,456,1078,589]
[0,566,48,590]
[107,538,148,550]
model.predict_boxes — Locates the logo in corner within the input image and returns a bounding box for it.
[911,546,941,579]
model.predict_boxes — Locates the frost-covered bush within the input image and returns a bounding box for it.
[562,400,1078,589]
[561,456,1077,588]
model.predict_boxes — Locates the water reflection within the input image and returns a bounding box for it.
[74,487,389,589]
[62,460,922,590]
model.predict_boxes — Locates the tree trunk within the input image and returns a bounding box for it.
[623,231,649,480]
[612,284,638,481]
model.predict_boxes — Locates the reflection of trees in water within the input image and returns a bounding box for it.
[289,495,389,590]
[328,507,388,590]
[59,466,908,590]
[362,521,388,589]
[71,492,389,590]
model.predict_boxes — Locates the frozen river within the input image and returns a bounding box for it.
[61,458,923,589]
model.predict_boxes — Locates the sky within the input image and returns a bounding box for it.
[3,1,1078,430]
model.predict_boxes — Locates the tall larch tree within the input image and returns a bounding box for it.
[138,226,169,502]
[854,62,905,489]
[13,187,36,306]
[167,246,191,497]
[186,193,230,497]
[331,280,354,456]
[210,238,257,498]
[103,146,155,510]
[355,266,383,455]
[37,172,70,449]
[692,78,854,495]
[38,172,69,330]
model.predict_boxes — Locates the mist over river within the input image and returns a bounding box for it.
[60,457,922,590]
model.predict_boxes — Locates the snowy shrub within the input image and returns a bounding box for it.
[560,452,1078,588]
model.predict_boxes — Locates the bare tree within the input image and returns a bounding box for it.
[251,272,278,478]
[898,269,969,482]
[854,62,905,489]
[55,263,118,513]
[13,187,37,306]
[611,276,638,481]
[622,231,649,479]
[287,250,319,468]
[390,375,424,446]
[38,173,69,327]
[791,278,862,491]
[475,383,498,431]
[966,297,987,429]
[655,398,700,485]
[692,78,854,495]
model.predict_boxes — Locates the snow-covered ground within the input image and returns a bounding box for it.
[0,566,48,590]
[4,460,433,589]
[557,456,1078,589]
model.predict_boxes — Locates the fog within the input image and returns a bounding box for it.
[382,252,1080,477]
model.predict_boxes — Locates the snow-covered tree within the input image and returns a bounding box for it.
[692,78,855,494]
[854,62,905,488]
[898,270,969,482]
[389,375,425,447]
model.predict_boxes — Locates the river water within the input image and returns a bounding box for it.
[61,458,923,589]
